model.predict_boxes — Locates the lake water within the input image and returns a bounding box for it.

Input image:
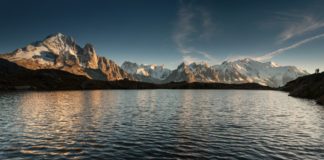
[0,90,323,159]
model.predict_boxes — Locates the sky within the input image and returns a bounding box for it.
[0,0,323,72]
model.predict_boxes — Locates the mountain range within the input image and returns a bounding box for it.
[0,57,274,90]
[0,33,308,87]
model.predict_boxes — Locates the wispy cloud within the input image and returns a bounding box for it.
[256,33,324,61]
[225,55,256,62]
[173,1,218,64]
[228,13,324,62]
[199,9,216,40]
[277,13,324,42]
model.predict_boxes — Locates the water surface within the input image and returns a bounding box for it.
[0,90,323,159]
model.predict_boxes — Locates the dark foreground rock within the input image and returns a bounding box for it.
[281,72,324,105]
[318,95,324,105]
[0,58,273,91]
[0,58,88,90]
[159,81,273,90]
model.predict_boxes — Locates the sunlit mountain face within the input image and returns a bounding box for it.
[0,33,132,81]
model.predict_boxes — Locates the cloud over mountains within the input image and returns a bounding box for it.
[173,1,218,64]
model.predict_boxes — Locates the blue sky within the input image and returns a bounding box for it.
[0,0,323,72]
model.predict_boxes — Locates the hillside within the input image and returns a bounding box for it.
[281,72,324,105]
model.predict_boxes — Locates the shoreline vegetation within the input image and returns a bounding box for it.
[0,58,323,105]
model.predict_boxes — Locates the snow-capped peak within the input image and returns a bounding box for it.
[189,61,208,67]
[1,33,132,81]
[44,33,75,47]
[121,61,171,81]
[45,32,66,39]
[266,61,279,67]
[40,33,80,57]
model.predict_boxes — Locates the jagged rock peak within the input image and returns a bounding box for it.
[123,61,138,66]
[189,61,209,68]
[41,33,80,56]
[83,43,97,56]
[45,32,70,39]
[177,62,187,68]
[121,61,172,81]
[82,44,98,69]
[44,33,75,43]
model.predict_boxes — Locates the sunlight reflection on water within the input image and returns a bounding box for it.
[0,90,323,159]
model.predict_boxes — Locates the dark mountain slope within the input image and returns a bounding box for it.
[281,72,324,105]
[0,58,89,90]
[159,81,273,90]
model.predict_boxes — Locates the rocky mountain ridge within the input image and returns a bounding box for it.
[0,33,308,87]
[121,61,171,83]
[124,58,308,87]
[0,33,132,81]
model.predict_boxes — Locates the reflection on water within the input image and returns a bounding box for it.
[0,90,323,159]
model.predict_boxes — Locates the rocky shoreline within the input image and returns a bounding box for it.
[281,72,324,105]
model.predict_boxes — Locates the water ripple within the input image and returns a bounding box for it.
[0,90,323,159]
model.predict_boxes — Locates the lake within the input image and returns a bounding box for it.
[0,90,323,159]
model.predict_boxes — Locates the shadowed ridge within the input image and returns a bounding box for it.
[281,72,324,105]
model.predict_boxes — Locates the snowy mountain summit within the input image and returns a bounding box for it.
[0,33,131,80]
[121,61,171,83]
